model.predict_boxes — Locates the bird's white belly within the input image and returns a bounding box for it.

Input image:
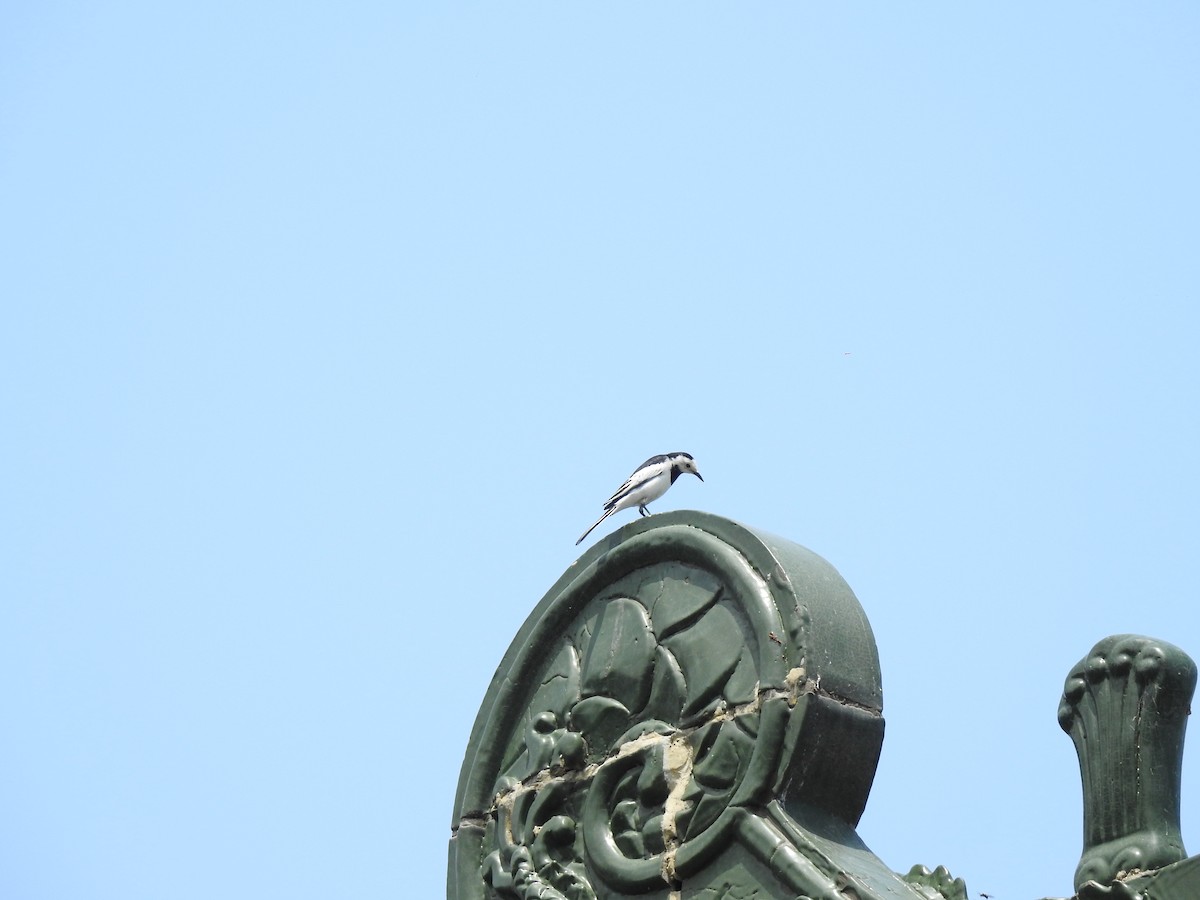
[619,471,670,511]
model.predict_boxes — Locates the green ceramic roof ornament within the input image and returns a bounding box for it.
[448,511,1200,899]
[1058,635,1199,900]
[448,511,967,900]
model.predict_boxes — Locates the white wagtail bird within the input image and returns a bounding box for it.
[576,452,703,545]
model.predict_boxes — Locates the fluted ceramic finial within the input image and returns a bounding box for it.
[1058,635,1197,893]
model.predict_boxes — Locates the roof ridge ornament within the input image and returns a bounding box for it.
[1059,634,1198,899]
[448,512,1200,899]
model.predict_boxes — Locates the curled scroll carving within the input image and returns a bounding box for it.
[451,511,952,900]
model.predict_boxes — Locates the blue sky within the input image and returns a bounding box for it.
[2,4,1198,899]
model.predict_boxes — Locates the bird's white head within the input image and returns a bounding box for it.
[669,452,703,483]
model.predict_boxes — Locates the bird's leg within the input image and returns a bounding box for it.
[638,505,650,517]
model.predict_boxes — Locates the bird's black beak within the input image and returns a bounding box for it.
[695,472,704,482]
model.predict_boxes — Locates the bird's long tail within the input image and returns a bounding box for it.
[576,509,613,545]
